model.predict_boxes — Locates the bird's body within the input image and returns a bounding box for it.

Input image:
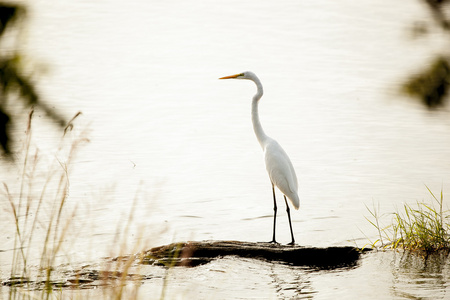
[263,137,299,209]
[219,71,299,244]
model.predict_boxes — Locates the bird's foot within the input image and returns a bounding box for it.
[268,240,280,245]
[287,241,296,246]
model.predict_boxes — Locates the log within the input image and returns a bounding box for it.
[141,240,371,270]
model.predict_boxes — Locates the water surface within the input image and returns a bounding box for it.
[1,0,450,298]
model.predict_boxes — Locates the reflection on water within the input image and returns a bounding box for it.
[310,251,450,299]
[391,250,450,299]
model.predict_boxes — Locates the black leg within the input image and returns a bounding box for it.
[284,196,295,245]
[270,183,278,244]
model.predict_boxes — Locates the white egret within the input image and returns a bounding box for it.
[219,71,299,245]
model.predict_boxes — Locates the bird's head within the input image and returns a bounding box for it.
[219,71,257,81]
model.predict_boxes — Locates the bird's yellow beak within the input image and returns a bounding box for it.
[219,73,241,80]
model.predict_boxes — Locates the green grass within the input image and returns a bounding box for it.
[366,185,450,253]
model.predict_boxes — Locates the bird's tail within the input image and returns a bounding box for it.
[289,193,300,210]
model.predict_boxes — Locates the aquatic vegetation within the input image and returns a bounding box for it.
[366,186,450,253]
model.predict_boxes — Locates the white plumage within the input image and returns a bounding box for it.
[220,71,299,244]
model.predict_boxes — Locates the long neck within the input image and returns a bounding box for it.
[251,77,268,148]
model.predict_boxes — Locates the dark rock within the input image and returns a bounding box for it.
[142,240,371,270]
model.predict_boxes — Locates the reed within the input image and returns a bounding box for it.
[366,185,450,253]
[2,110,87,299]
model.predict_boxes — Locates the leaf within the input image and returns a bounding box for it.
[0,108,10,154]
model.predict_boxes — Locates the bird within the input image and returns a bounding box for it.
[219,71,299,245]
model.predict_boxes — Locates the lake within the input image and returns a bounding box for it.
[1,0,450,298]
